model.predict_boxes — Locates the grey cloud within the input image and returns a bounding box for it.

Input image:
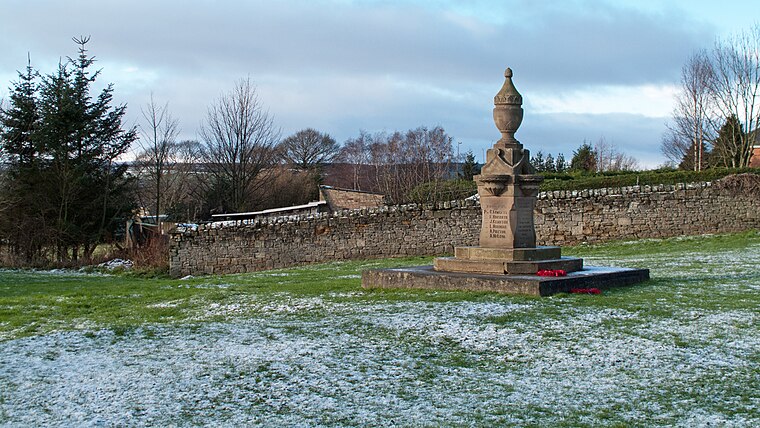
[1,0,712,86]
[0,0,711,167]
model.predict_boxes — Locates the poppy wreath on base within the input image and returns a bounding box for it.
[570,288,602,295]
[536,269,567,277]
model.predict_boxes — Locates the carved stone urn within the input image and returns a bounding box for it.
[473,68,543,249]
[493,68,524,147]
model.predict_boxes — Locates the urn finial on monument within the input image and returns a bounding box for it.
[493,68,524,147]
[475,67,542,249]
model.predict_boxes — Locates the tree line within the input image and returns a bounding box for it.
[662,25,760,170]
[531,137,638,174]
[0,39,466,264]
[1,38,646,266]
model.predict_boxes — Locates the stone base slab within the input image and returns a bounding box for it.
[434,256,583,275]
[454,246,561,261]
[362,265,650,297]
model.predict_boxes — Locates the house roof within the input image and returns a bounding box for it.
[211,200,327,220]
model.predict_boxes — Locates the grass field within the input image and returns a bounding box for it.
[1,232,758,426]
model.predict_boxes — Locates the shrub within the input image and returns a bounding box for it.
[538,168,760,191]
[406,180,477,204]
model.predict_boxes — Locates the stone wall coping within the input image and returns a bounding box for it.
[174,181,714,234]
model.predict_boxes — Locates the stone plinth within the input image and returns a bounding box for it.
[434,256,583,275]
[435,245,582,275]
[362,265,650,297]
[359,67,650,296]
[455,246,562,261]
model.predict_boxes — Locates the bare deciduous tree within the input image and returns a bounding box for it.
[662,51,713,170]
[199,78,280,213]
[341,126,454,203]
[339,130,370,190]
[278,128,340,170]
[146,139,204,222]
[137,94,179,228]
[594,137,639,172]
[707,25,760,167]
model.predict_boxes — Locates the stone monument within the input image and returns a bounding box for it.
[433,68,582,276]
[362,68,649,296]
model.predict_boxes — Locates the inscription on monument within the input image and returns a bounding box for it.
[515,199,534,236]
[486,208,510,239]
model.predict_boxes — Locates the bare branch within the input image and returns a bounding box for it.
[707,24,760,167]
[199,77,280,213]
[136,93,180,226]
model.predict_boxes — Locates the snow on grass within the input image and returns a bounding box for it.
[331,274,362,279]
[175,282,235,289]
[0,268,112,277]
[1,234,759,426]
[1,297,757,426]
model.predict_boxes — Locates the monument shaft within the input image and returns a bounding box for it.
[475,68,542,249]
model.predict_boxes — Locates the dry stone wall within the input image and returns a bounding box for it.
[170,182,760,276]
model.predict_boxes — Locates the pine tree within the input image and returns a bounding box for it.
[710,115,744,168]
[544,153,556,173]
[570,141,597,172]
[531,150,545,172]
[458,150,480,181]
[555,153,567,173]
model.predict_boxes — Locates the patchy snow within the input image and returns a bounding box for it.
[0,268,111,277]
[97,258,134,270]
[147,301,184,309]
[1,240,759,425]
[176,282,235,289]
[1,296,757,426]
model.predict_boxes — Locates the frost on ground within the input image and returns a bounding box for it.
[1,243,759,426]
[1,303,757,426]
[97,258,134,270]
[0,268,111,277]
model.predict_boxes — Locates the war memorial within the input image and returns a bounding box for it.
[362,68,650,296]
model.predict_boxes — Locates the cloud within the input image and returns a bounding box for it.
[529,84,679,118]
[1,0,711,83]
[0,0,715,167]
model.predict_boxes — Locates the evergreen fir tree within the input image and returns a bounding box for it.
[555,153,567,172]
[1,37,136,263]
[0,57,40,166]
[0,57,47,261]
[710,115,743,168]
[458,150,480,181]
[678,140,710,171]
[531,150,545,172]
[570,141,597,172]
[544,153,556,173]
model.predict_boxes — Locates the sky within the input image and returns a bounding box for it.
[0,0,758,168]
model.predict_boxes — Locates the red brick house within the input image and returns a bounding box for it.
[751,130,760,167]
[752,146,760,168]
[749,145,760,168]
